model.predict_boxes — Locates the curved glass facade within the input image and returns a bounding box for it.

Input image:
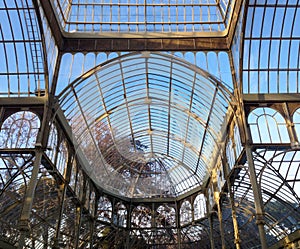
[59,52,232,198]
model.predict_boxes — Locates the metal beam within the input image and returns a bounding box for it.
[243,93,300,103]
[0,97,46,106]
[244,145,268,249]
[18,147,43,249]
[239,88,268,248]
[62,36,229,52]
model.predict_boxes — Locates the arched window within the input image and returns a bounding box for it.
[248,107,290,143]
[76,170,84,200]
[194,194,207,220]
[131,205,152,228]
[56,140,68,177]
[46,123,58,163]
[293,108,300,142]
[114,202,127,227]
[89,191,96,215]
[69,160,77,191]
[156,205,176,227]
[97,196,112,223]
[216,167,225,192]
[0,111,40,148]
[85,182,90,209]
[207,185,215,212]
[218,52,233,89]
[180,200,192,226]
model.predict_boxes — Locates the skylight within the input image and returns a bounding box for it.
[52,0,234,35]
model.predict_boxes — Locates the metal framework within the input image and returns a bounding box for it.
[0,0,300,248]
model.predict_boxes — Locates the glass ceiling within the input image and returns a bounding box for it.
[52,0,234,35]
[243,0,300,94]
[59,52,233,198]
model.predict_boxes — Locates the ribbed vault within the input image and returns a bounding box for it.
[59,51,233,199]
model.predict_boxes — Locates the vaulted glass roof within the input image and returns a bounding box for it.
[52,0,234,35]
[59,52,233,198]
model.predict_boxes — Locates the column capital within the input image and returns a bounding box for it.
[18,219,30,232]
[255,213,266,225]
